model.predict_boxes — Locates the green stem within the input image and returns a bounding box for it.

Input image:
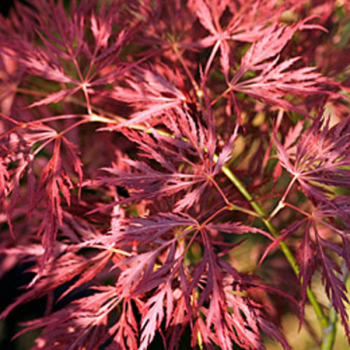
[220,162,335,348]
[321,262,348,350]
[321,306,337,350]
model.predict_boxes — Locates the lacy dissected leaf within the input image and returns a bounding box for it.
[99,155,205,209]
[270,200,350,336]
[167,296,189,350]
[139,280,173,350]
[62,137,83,194]
[316,235,350,341]
[275,115,350,204]
[187,0,232,78]
[229,18,327,114]
[104,299,139,350]
[0,120,58,231]
[1,249,112,319]
[31,137,83,264]
[189,230,290,350]
[27,87,81,108]
[226,0,285,42]
[1,120,82,214]
[111,213,195,245]
[107,214,193,299]
[188,0,294,77]
[106,68,189,127]
[232,59,325,112]
[206,221,274,240]
[295,220,316,317]
[19,286,118,350]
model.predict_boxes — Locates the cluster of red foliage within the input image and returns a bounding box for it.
[0,1,350,349]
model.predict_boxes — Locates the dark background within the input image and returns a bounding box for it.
[0,0,14,16]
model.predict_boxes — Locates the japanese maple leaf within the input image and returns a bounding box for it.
[104,68,189,128]
[29,136,83,270]
[188,0,293,79]
[275,115,350,205]
[17,286,118,350]
[104,299,139,350]
[228,18,327,116]
[264,198,350,338]
[1,249,112,319]
[186,228,290,350]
